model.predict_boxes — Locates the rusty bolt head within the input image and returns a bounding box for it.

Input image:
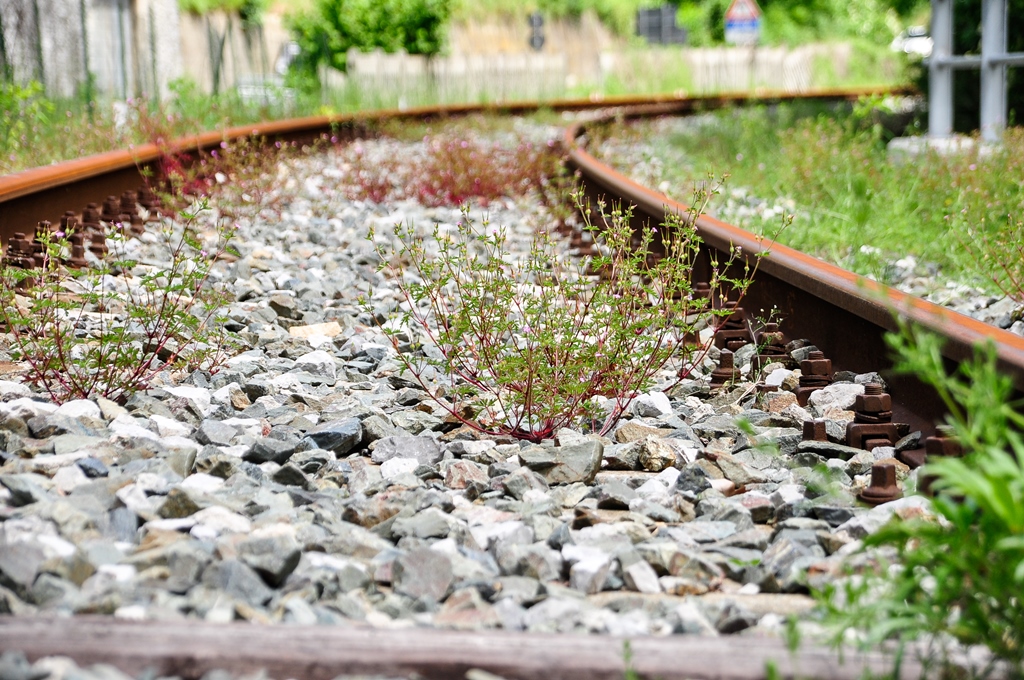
[855,391,891,414]
[802,419,827,442]
[800,352,832,377]
[858,462,902,505]
[925,433,963,458]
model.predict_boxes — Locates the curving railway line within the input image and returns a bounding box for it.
[0,88,1016,680]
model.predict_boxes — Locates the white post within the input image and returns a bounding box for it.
[980,0,1007,142]
[929,0,954,138]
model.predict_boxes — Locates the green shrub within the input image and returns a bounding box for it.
[816,321,1024,676]
[368,183,768,441]
[0,202,238,404]
[288,0,452,75]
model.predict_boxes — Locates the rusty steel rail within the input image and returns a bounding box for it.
[0,87,898,243]
[566,116,1024,434]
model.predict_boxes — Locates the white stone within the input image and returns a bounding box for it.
[162,437,200,453]
[53,399,102,420]
[163,385,213,416]
[149,414,192,438]
[623,560,662,594]
[146,517,197,532]
[656,466,681,486]
[179,473,224,493]
[764,368,793,387]
[710,478,736,495]
[25,451,88,472]
[561,544,609,565]
[0,397,58,420]
[190,506,251,535]
[115,483,160,517]
[770,484,807,508]
[380,457,420,480]
[807,383,864,418]
[52,465,89,493]
[836,495,933,539]
[634,478,670,501]
[109,414,159,441]
[0,380,31,398]
[294,349,338,381]
[569,555,613,595]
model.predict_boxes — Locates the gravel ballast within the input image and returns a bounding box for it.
[0,127,945,668]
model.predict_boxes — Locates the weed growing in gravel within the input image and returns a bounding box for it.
[0,201,239,403]
[816,322,1024,676]
[962,213,1024,308]
[340,133,563,207]
[369,182,764,441]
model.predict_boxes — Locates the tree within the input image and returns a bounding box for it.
[288,0,452,75]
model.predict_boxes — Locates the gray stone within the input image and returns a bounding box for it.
[195,419,237,446]
[675,465,711,499]
[371,436,442,466]
[202,559,274,606]
[502,467,550,500]
[390,410,442,434]
[271,463,310,488]
[807,383,864,416]
[796,440,863,460]
[603,442,641,471]
[237,528,302,587]
[590,481,637,509]
[623,560,661,594]
[362,415,402,442]
[529,441,602,485]
[392,507,454,539]
[0,474,51,506]
[245,437,300,465]
[305,418,362,454]
[393,548,454,602]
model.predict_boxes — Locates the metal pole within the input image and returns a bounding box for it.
[980,0,1007,142]
[929,0,954,138]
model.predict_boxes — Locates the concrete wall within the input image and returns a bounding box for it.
[1,0,86,98]
[1,0,179,100]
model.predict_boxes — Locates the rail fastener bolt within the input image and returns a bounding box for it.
[858,462,903,505]
[710,348,742,388]
[846,382,900,450]
[794,350,832,406]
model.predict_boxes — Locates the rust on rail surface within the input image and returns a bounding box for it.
[565,117,1024,432]
[0,87,900,243]
[0,616,925,680]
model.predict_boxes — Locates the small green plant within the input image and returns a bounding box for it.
[0,202,239,404]
[369,181,766,442]
[962,212,1024,307]
[816,320,1024,677]
[0,80,54,172]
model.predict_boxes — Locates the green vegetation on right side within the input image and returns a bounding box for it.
[636,100,1024,292]
[815,321,1024,677]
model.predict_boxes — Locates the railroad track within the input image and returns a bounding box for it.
[0,88,1012,680]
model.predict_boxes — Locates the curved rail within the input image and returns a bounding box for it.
[566,117,1024,434]
[0,87,896,243]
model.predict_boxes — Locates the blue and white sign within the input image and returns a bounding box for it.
[724,0,761,45]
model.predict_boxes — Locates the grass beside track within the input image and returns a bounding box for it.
[604,101,1024,294]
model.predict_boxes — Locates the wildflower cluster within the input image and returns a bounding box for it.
[369,183,763,441]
